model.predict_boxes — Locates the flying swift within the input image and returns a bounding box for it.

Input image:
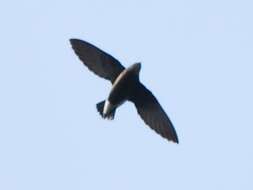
[70,39,178,143]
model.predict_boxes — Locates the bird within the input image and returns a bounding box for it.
[70,38,179,143]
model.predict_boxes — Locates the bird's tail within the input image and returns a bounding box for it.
[96,100,105,117]
[96,100,116,120]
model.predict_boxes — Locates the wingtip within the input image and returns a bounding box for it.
[165,131,179,144]
[69,38,80,46]
[173,138,179,144]
[172,133,179,144]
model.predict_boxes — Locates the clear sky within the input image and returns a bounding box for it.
[0,0,252,189]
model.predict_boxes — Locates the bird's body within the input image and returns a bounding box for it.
[70,39,179,143]
[103,63,141,117]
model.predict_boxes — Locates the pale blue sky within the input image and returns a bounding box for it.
[0,0,252,189]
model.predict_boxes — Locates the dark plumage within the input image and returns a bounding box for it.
[70,39,179,143]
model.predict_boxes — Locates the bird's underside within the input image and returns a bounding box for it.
[70,38,179,143]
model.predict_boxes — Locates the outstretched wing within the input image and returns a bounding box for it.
[70,39,125,83]
[131,83,179,143]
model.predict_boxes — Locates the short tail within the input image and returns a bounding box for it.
[96,100,116,120]
[96,100,105,117]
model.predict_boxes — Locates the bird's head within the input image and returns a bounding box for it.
[131,62,141,75]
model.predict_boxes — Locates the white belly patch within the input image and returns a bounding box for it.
[103,100,113,115]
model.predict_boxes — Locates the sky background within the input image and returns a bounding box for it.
[0,0,252,189]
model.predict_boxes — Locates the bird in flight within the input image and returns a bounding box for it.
[70,39,179,143]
